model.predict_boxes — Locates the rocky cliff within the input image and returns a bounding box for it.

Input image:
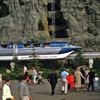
[0,0,100,51]
[0,0,49,43]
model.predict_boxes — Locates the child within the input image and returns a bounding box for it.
[69,73,74,89]
[94,74,99,88]
[38,73,44,84]
[67,75,71,91]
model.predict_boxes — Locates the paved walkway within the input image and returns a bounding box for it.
[0,80,100,100]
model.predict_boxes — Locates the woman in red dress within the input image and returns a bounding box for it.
[69,73,74,89]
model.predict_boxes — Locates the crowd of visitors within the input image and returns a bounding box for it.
[0,65,99,100]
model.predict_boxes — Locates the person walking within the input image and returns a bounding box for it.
[69,73,74,89]
[32,67,37,85]
[0,72,2,89]
[87,68,95,91]
[74,67,85,92]
[24,65,27,75]
[67,74,71,91]
[24,70,31,83]
[80,68,85,88]
[61,68,69,94]
[2,78,15,100]
[85,68,89,89]
[19,75,32,100]
[94,74,99,88]
[37,73,44,85]
[48,69,58,95]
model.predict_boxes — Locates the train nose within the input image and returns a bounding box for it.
[74,46,82,51]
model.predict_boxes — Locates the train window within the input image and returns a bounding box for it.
[17,44,24,48]
[43,43,50,48]
[50,42,67,47]
[33,44,40,48]
[24,44,30,48]
[1,44,7,48]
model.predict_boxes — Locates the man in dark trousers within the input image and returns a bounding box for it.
[87,68,95,91]
[48,69,58,95]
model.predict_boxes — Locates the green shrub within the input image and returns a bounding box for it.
[93,58,100,77]
[2,72,23,80]
[42,69,51,78]
[2,73,9,80]
[56,67,63,78]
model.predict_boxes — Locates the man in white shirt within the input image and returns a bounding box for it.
[24,65,27,75]
[2,78,15,100]
[61,68,69,94]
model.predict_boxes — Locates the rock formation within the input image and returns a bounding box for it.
[0,0,100,51]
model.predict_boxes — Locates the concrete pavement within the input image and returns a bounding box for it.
[0,79,100,100]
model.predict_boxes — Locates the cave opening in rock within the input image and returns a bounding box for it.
[19,0,24,6]
[48,18,65,26]
[0,2,10,18]
[38,20,44,31]
[55,30,68,38]
[47,3,60,11]
[48,0,69,38]
[49,30,69,38]
[48,18,52,25]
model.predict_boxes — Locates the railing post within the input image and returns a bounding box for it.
[89,58,93,68]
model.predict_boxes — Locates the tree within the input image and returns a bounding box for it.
[12,59,23,73]
[27,48,42,70]
[72,50,88,68]
[93,58,100,76]
[27,59,41,70]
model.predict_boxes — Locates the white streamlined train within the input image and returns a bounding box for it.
[0,42,81,60]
